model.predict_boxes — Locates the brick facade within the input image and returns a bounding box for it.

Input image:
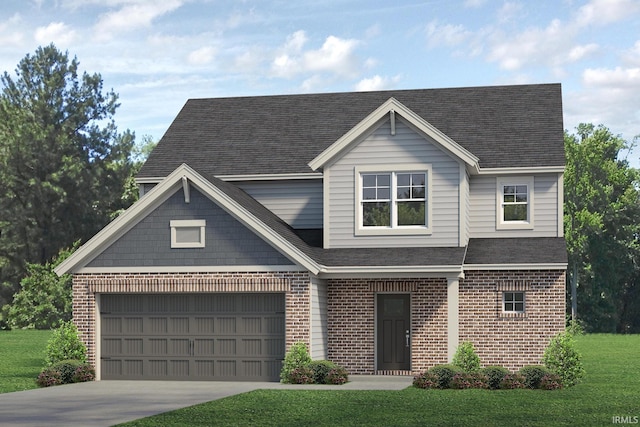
[73,269,565,377]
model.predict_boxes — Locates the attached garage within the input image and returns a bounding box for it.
[99,293,285,381]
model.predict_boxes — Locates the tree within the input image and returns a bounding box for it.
[2,244,77,329]
[564,124,640,332]
[0,44,136,307]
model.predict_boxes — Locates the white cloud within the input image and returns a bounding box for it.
[583,66,640,88]
[425,20,471,49]
[575,0,640,28]
[464,0,486,8]
[497,2,523,23]
[187,46,216,66]
[567,43,600,62]
[34,22,77,46]
[622,41,640,67]
[271,31,361,79]
[354,74,401,92]
[92,0,183,42]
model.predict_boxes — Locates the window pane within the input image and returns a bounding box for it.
[504,185,516,194]
[412,174,425,186]
[504,204,527,221]
[516,194,528,203]
[397,187,411,199]
[363,202,390,226]
[515,293,524,302]
[397,201,425,226]
[362,188,376,200]
[516,185,528,194]
[505,302,514,311]
[397,173,410,186]
[504,194,515,203]
[413,186,425,198]
[363,174,377,187]
[377,188,390,200]
[515,303,524,312]
[377,174,390,186]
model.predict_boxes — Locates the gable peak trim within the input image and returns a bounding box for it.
[308,97,480,171]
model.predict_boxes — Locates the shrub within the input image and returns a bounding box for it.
[72,364,96,383]
[44,320,87,366]
[499,373,526,389]
[481,366,510,390]
[451,372,489,389]
[36,367,63,387]
[519,365,552,389]
[540,373,563,390]
[309,360,338,384]
[326,366,349,385]
[51,359,85,383]
[542,331,585,387]
[280,342,312,383]
[428,364,463,389]
[452,341,481,372]
[288,366,315,384]
[413,371,439,389]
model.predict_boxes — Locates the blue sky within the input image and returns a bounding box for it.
[1,0,639,161]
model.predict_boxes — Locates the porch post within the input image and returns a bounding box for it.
[447,277,460,362]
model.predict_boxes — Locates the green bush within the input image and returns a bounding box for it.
[451,372,489,389]
[481,366,510,390]
[36,367,63,387]
[540,373,563,390]
[36,359,94,387]
[428,364,463,389]
[413,371,439,389]
[326,366,349,385]
[519,365,552,389]
[72,363,96,383]
[51,360,84,383]
[280,342,312,383]
[309,360,338,384]
[499,373,526,389]
[44,320,87,366]
[543,331,585,387]
[452,341,481,372]
[288,366,315,384]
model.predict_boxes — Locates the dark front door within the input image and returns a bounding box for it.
[377,294,411,371]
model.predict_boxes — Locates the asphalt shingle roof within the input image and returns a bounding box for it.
[139,83,565,178]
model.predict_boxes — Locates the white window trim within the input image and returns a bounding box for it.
[355,164,432,236]
[170,220,206,248]
[496,176,534,230]
[502,291,526,314]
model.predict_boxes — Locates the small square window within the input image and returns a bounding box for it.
[503,291,525,313]
[170,220,206,248]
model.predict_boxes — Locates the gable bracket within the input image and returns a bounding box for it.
[182,176,190,203]
[390,110,396,136]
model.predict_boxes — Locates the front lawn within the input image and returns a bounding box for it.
[117,334,640,427]
[0,329,51,393]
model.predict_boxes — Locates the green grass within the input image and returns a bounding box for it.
[118,334,640,427]
[0,329,51,393]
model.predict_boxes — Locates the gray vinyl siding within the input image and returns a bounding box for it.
[327,118,461,248]
[462,171,470,246]
[469,174,560,238]
[88,185,294,267]
[310,276,328,360]
[236,179,323,229]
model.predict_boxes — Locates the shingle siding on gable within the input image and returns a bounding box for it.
[237,179,323,229]
[468,173,560,238]
[87,186,294,268]
[327,118,461,248]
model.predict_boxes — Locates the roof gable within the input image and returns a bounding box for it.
[308,97,479,171]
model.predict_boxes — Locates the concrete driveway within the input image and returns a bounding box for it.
[0,376,412,426]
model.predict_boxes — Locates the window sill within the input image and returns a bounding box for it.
[355,227,432,236]
[496,221,534,231]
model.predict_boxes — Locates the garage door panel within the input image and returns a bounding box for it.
[101,293,285,381]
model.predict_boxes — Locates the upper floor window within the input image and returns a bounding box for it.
[356,165,432,236]
[496,177,534,230]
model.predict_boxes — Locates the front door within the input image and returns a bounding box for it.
[377,294,411,371]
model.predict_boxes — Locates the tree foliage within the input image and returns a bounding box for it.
[2,244,77,329]
[0,44,136,306]
[564,124,640,332]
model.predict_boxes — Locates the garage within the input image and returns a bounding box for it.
[99,293,285,381]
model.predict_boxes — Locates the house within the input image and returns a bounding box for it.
[56,84,567,381]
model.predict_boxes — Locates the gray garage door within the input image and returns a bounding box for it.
[100,293,285,381]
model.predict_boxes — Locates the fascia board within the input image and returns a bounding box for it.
[55,166,191,276]
[318,265,464,279]
[218,173,323,181]
[463,263,568,271]
[181,167,323,275]
[477,166,565,175]
[308,97,480,171]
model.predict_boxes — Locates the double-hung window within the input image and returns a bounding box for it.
[357,165,432,235]
[496,177,534,230]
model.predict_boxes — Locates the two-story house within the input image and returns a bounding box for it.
[56,83,567,381]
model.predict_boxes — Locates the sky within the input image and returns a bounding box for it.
[1,0,639,162]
